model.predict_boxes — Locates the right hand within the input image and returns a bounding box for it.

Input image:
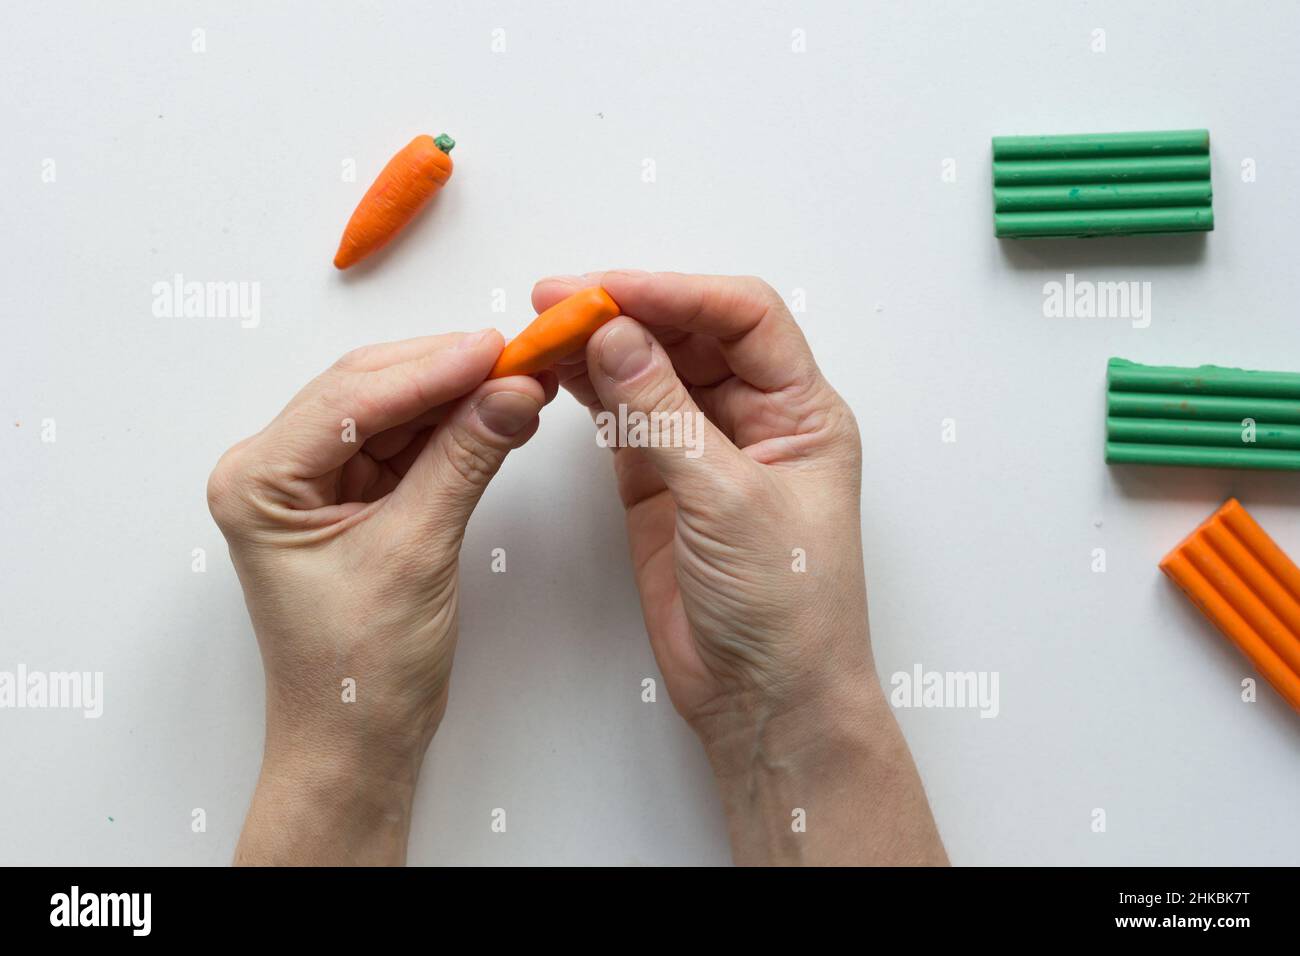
[534,270,946,865]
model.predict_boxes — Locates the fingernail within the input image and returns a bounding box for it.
[457,329,496,350]
[475,391,539,437]
[598,325,654,382]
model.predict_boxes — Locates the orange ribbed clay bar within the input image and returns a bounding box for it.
[1160,498,1300,713]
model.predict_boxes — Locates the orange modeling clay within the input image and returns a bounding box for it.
[334,134,455,269]
[1160,498,1300,713]
[489,287,621,379]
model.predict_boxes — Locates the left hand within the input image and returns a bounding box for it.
[208,329,556,864]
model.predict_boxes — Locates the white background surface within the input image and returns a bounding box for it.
[2,1,1299,866]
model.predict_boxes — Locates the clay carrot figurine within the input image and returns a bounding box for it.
[333,134,455,269]
[490,287,622,378]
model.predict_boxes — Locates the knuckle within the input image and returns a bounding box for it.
[823,391,863,464]
[710,464,768,517]
[635,363,693,421]
[205,444,248,526]
[828,391,861,442]
[330,377,380,433]
[738,275,785,310]
[350,389,385,431]
[735,461,772,501]
[382,527,460,591]
[333,345,377,372]
[612,447,661,506]
[392,359,438,411]
[441,427,502,488]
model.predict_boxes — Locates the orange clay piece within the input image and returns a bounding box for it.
[1160,498,1300,713]
[333,134,454,269]
[489,287,621,378]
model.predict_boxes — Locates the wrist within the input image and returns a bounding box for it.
[693,658,879,771]
[262,692,440,772]
[234,703,433,866]
[236,736,423,866]
[696,671,947,866]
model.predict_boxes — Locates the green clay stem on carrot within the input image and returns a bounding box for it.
[434,133,455,153]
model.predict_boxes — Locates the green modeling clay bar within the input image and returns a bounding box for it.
[993,130,1213,238]
[1106,358,1300,471]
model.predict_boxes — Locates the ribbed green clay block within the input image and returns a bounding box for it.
[1106,358,1300,471]
[994,156,1211,186]
[993,129,1209,160]
[993,181,1212,212]
[996,207,1212,237]
[1107,419,1300,451]
[1108,358,1300,398]
[1108,392,1300,425]
[1105,443,1300,471]
[992,130,1212,238]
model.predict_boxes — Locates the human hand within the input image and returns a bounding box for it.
[207,330,555,864]
[533,270,946,865]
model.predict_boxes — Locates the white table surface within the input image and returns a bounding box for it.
[3,0,1299,865]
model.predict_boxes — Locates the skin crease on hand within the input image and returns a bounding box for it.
[212,272,947,867]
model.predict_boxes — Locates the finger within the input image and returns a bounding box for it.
[531,289,726,410]
[562,360,742,447]
[384,427,434,479]
[338,449,403,503]
[534,369,560,405]
[584,316,749,502]
[530,274,586,313]
[553,328,731,394]
[650,328,731,386]
[388,375,546,543]
[534,276,731,384]
[263,329,503,477]
[612,444,670,509]
[556,359,601,410]
[362,369,557,463]
[536,271,818,392]
[688,376,784,448]
[332,332,476,372]
[362,406,451,461]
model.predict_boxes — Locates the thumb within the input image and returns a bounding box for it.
[388,377,545,546]
[585,317,747,504]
